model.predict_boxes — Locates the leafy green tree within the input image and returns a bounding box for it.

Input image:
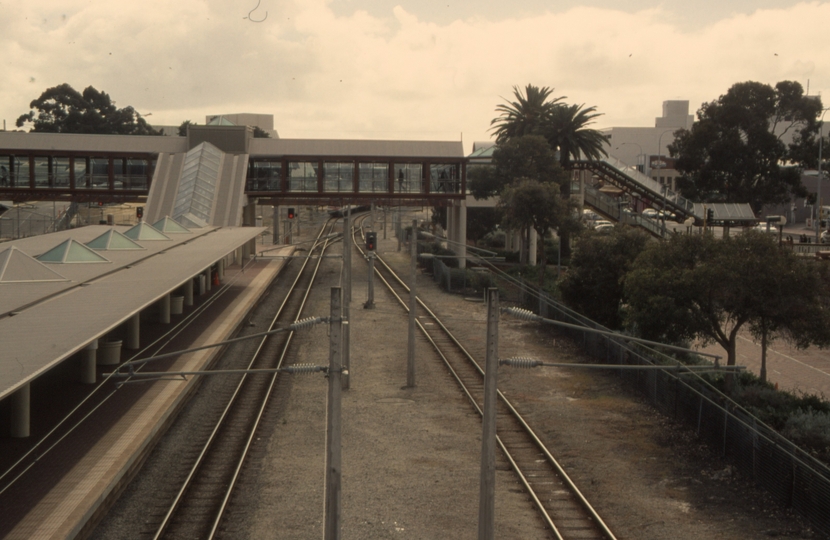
[252,126,271,138]
[490,84,563,143]
[624,231,830,372]
[559,227,652,329]
[543,103,609,169]
[499,178,577,284]
[178,120,196,136]
[16,83,161,135]
[669,80,823,212]
[468,135,560,200]
[466,207,501,246]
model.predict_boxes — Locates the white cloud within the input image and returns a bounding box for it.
[1,1,828,153]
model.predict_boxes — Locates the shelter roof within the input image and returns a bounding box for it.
[0,225,264,401]
[694,203,757,222]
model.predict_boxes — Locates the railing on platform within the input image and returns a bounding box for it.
[582,184,668,238]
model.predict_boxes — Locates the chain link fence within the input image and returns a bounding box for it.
[527,286,830,536]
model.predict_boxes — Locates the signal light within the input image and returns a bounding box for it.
[136,206,144,219]
[366,231,377,251]
[707,208,714,222]
[287,207,295,219]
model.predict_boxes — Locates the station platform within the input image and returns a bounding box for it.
[0,248,293,540]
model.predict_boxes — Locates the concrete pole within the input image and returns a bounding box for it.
[10,383,30,438]
[365,253,375,309]
[159,293,171,324]
[278,206,280,245]
[457,202,467,270]
[407,219,417,387]
[324,287,343,540]
[343,207,352,389]
[204,269,212,292]
[477,288,499,540]
[126,314,140,350]
[382,207,387,240]
[80,340,98,384]
[184,277,194,306]
[217,258,225,280]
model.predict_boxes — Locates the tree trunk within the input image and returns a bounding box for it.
[538,228,547,288]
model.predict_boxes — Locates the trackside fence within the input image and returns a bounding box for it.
[494,268,830,536]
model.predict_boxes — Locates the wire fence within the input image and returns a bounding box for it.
[411,235,830,537]
[524,285,830,536]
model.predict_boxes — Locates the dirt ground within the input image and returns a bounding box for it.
[239,211,820,540]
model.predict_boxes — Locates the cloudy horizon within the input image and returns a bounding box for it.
[1,1,827,153]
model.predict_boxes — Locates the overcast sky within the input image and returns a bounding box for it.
[1,1,828,153]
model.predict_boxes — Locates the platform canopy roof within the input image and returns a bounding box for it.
[0,224,264,402]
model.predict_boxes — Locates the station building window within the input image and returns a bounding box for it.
[430,163,460,193]
[34,157,50,188]
[394,164,422,193]
[288,161,318,192]
[90,157,109,189]
[74,157,89,188]
[248,160,282,191]
[53,157,71,187]
[324,162,354,192]
[359,162,388,193]
[11,156,29,188]
[126,158,151,190]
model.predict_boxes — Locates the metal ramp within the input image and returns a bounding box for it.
[575,157,698,220]
[582,183,668,238]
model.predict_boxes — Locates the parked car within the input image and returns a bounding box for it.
[594,222,615,233]
[752,224,778,234]
[642,208,659,219]
[820,230,830,243]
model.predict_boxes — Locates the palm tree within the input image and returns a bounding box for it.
[544,103,609,168]
[490,85,564,143]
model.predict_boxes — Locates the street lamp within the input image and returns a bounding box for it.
[814,107,830,243]
[617,142,644,176]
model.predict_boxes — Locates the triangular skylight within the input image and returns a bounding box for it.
[152,216,192,234]
[37,239,111,264]
[0,246,68,282]
[86,229,146,250]
[124,222,171,241]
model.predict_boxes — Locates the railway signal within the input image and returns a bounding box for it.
[287,207,295,219]
[136,206,143,219]
[365,231,377,251]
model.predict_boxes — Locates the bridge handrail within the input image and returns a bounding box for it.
[583,184,667,238]
[589,157,696,216]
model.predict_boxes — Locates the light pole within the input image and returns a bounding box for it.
[617,142,644,175]
[655,130,675,232]
[814,107,830,243]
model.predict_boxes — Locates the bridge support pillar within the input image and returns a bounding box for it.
[80,340,98,384]
[159,293,171,324]
[9,383,30,438]
[126,314,140,350]
[204,268,212,293]
[184,277,194,307]
[218,258,225,280]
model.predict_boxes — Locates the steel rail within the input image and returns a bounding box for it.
[351,217,616,540]
[152,219,337,540]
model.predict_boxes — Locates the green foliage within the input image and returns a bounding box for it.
[252,126,271,138]
[467,135,562,200]
[559,227,651,329]
[543,103,609,168]
[490,84,563,143]
[670,80,822,212]
[178,120,195,136]
[624,230,830,368]
[466,207,501,245]
[16,83,161,135]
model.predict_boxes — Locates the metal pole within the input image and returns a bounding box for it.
[407,219,417,387]
[324,287,343,540]
[365,253,375,309]
[383,207,387,239]
[272,206,278,244]
[477,288,499,540]
[343,207,351,389]
[397,207,402,252]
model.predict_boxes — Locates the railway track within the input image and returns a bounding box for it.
[0,251,276,538]
[146,219,338,539]
[351,217,617,540]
